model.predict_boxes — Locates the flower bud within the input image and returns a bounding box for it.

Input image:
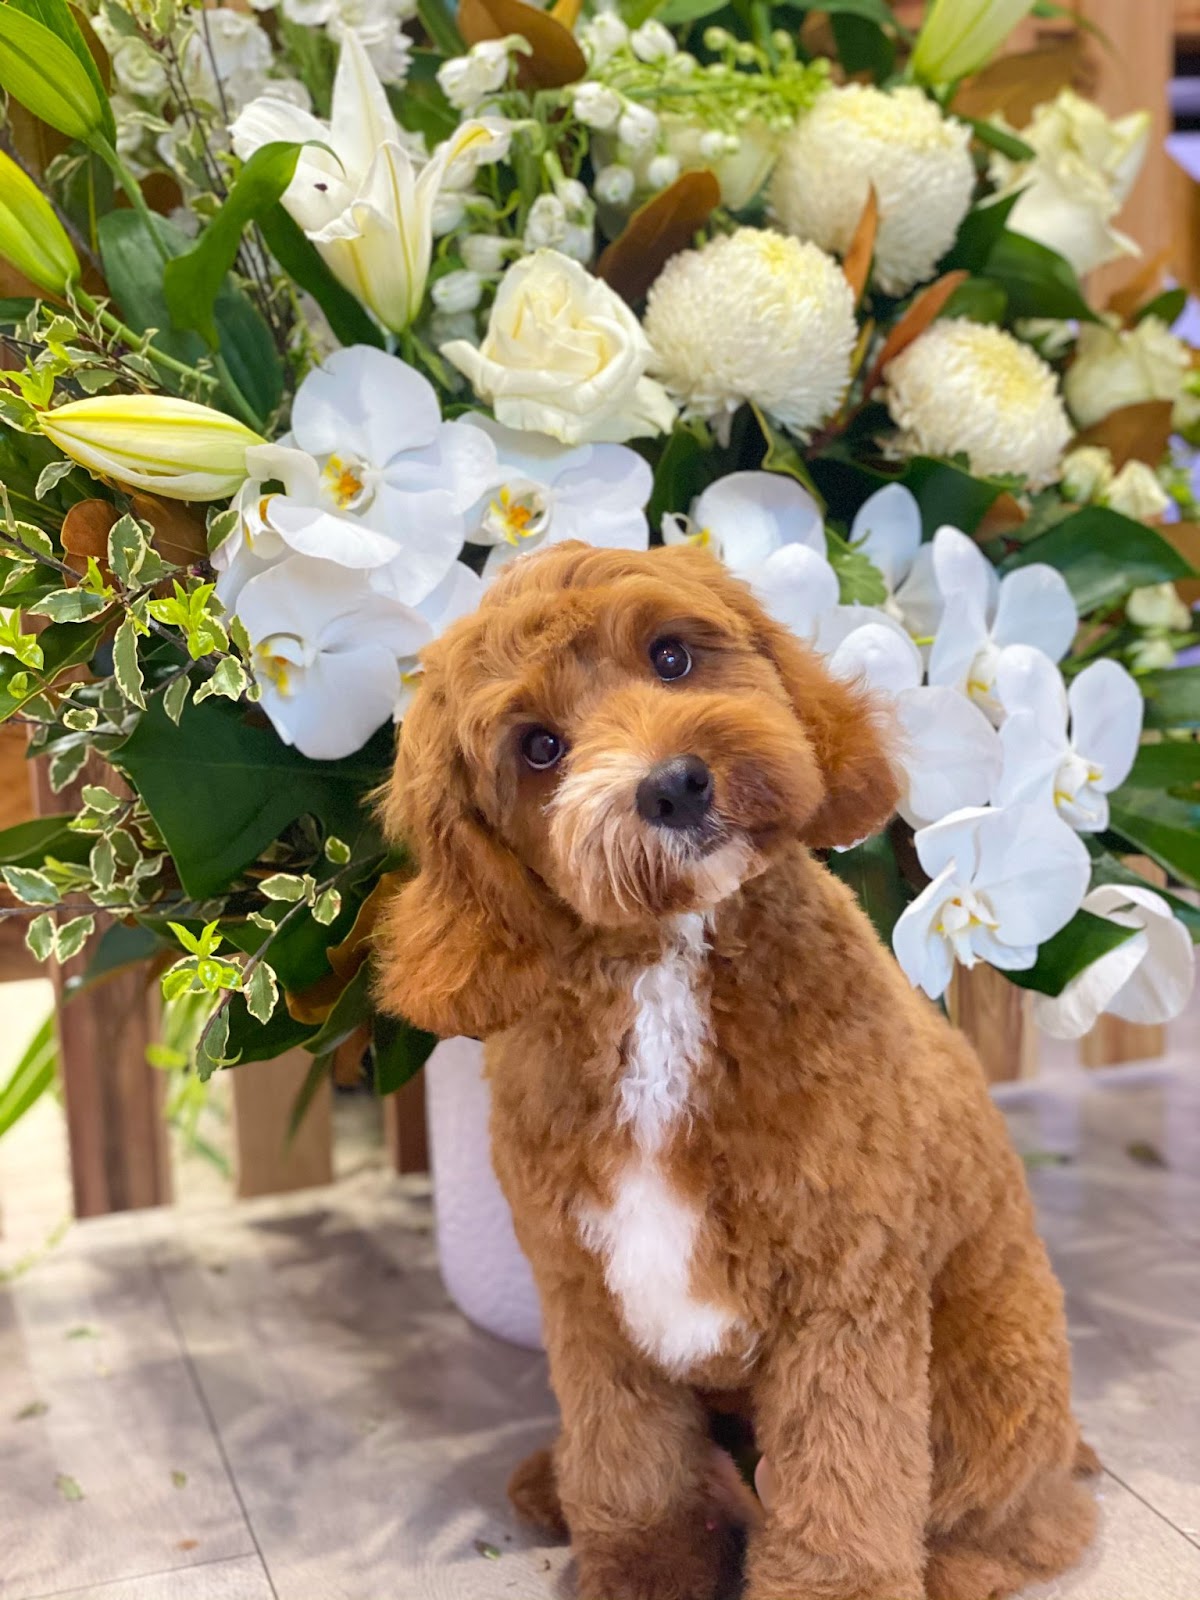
[1127,582,1192,632]
[1060,446,1114,506]
[572,82,622,131]
[594,163,635,207]
[580,10,629,67]
[0,4,112,144]
[431,268,484,314]
[460,232,511,275]
[630,20,676,62]
[1105,460,1170,523]
[41,395,265,501]
[647,152,680,190]
[0,151,80,296]
[911,0,1038,85]
[554,176,591,219]
[524,193,567,250]
[618,101,659,154]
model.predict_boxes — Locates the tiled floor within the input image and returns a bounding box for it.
[2,1036,1199,1598]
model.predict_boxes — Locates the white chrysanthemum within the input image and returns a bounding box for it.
[643,228,856,437]
[885,319,1071,487]
[769,85,974,297]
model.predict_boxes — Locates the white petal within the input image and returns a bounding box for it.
[995,644,1068,732]
[418,560,484,632]
[329,25,400,176]
[291,345,441,465]
[556,442,653,515]
[1067,658,1144,794]
[912,805,991,883]
[991,564,1077,662]
[266,499,403,569]
[1033,930,1150,1039]
[828,622,923,696]
[264,642,402,760]
[897,687,1001,829]
[927,590,990,697]
[975,804,1089,947]
[931,525,996,613]
[694,470,824,569]
[992,645,1070,809]
[892,862,960,999]
[850,484,922,593]
[815,603,912,658]
[367,488,465,605]
[245,442,322,501]
[1082,885,1197,1026]
[893,542,943,640]
[383,418,499,509]
[460,414,591,484]
[749,545,839,641]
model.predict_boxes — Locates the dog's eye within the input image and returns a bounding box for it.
[521,727,565,770]
[650,638,691,682]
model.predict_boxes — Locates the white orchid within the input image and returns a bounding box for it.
[992,648,1142,832]
[237,555,434,760]
[848,484,942,639]
[395,560,485,718]
[927,526,1077,721]
[1033,884,1196,1039]
[214,347,496,610]
[461,417,651,577]
[827,622,1001,829]
[892,803,1089,999]
[664,471,839,641]
[231,30,508,331]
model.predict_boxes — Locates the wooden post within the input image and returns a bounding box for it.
[383,1074,430,1175]
[231,1047,333,1198]
[947,964,1039,1084]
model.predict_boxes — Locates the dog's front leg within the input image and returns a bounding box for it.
[744,1281,932,1600]
[544,1302,724,1600]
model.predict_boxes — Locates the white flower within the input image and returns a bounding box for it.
[663,471,839,642]
[1065,316,1200,434]
[630,19,676,61]
[437,38,514,110]
[579,10,629,67]
[1033,885,1196,1039]
[524,193,567,250]
[260,77,313,110]
[618,101,659,154]
[395,560,485,717]
[231,32,507,331]
[646,152,680,190]
[594,163,635,207]
[327,0,414,84]
[1127,582,1192,631]
[460,232,512,275]
[661,116,779,209]
[993,647,1142,831]
[462,416,651,576]
[442,249,676,446]
[848,483,942,639]
[643,228,857,439]
[911,0,1038,84]
[892,803,1089,999]
[828,621,1000,828]
[573,82,622,131]
[282,0,335,22]
[559,221,595,263]
[555,177,591,218]
[214,347,495,609]
[431,268,483,314]
[885,319,1071,488]
[181,8,272,112]
[990,91,1149,280]
[1105,459,1169,521]
[769,85,975,297]
[111,38,169,99]
[238,555,434,759]
[1060,445,1114,504]
[927,526,1077,721]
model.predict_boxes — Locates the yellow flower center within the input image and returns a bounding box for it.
[254,647,292,696]
[321,453,372,512]
[482,482,551,546]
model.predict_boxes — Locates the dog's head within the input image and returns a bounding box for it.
[376,542,898,1037]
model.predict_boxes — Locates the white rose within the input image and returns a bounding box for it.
[1066,315,1200,434]
[1105,460,1170,522]
[524,193,567,250]
[573,82,622,131]
[437,39,512,110]
[112,38,168,99]
[1060,446,1114,504]
[441,248,677,446]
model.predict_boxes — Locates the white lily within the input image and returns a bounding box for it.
[237,554,434,760]
[230,30,509,330]
[927,526,1077,721]
[395,559,485,718]
[993,647,1143,832]
[216,346,496,610]
[462,417,651,577]
[663,471,839,642]
[848,483,942,639]
[827,622,1001,829]
[892,802,1090,999]
[1033,884,1196,1039]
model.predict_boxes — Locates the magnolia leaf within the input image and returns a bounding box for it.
[28,587,109,623]
[163,674,190,726]
[61,499,118,563]
[244,959,279,1024]
[374,1013,438,1096]
[1003,506,1194,613]
[130,492,207,566]
[983,230,1097,323]
[55,913,94,961]
[2,865,59,905]
[260,872,309,902]
[112,616,146,710]
[457,0,586,87]
[952,36,1085,129]
[842,184,878,305]
[862,271,968,395]
[961,117,1035,162]
[34,457,74,500]
[25,911,56,961]
[596,169,721,305]
[1071,400,1174,471]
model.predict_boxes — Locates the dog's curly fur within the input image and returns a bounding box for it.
[376,542,1098,1600]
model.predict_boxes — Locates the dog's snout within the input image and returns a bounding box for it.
[636,755,713,830]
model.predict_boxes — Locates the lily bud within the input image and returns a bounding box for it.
[41,396,265,502]
[0,151,80,296]
[0,5,112,144]
[911,0,1038,85]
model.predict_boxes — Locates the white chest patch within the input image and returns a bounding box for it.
[577,914,738,1375]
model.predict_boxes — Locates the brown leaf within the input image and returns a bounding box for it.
[952,37,1086,129]
[457,0,586,88]
[61,500,118,564]
[284,871,406,1025]
[975,492,1027,539]
[1105,248,1171,324]
[130,492,208,565]
[141,171,185,217]
[862,270,968,396]
[1071,400,1173,471]
[596,170,721,305]
[842,185,878,305]
[548,0,582,25]
[1162,522,1200,606]
[332,1025,371,1086]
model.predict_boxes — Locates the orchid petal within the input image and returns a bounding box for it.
[927,589,990,697]
[291,344,441,465]
[1067,658,1143,794]
[912,805,991,882]
[693,470,824,570]
[367,487,465,604]
[850,484,922,593]
[893,542,943,640]
[749,544,839,641]
[262,641,402,761]
[1082,886,1196,1026]
[418,560,485,631]
[815,604,912,659]
[892,861,960,998]
[897,686,1001,828]
[1033,929,1150,1038]
[265,498,403,569]
[991,564,1077,662]
[931,525,996,614]
[828,622,923,695]
[974,804,1089,947]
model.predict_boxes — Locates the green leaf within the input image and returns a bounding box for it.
[192,656,247,705]
[55,914,94,961]
[1003,507,1195,614]
[826,530,887,605]
[48,740,89,792]
[1108,742,1200,890]
[960,117,1035,162]
[305,963,373,1055]
[0,621,104,723]
[797,0,897,21]
[260,872,309,902]
[35,458,75,500]
[0,1011,55,1138]
[654,0,728,20]
[324,835,351,864]
[164,142,304,346]
[10,0,115,139]
[112,616,146,710]
[899,456,1008,537]
[752,405,826,508]
[0,814,89,868]
[826,832,913,945]
[2,866,59,905]
[80,784,122,816]
[257,204,385,350]
[941,190,1022,275]
[1006,910,1139,997]
[982,230,1098,324]
[162,674,190,726]
[28,588,110,623]
[940,276,1008,326]
[25,912,56,962]
[373,1011,438,1096]
[416,0,462,56]
[108,514,153,587]
[286,1049,333,1143]
[244,959,279,1024]
[0,1,113,144]
[1087,845,1200,942]
[312,885,341,925]
[89,835,116,891]
[1138,667,1200,732]
[1135,287,1188,328]
[196,1006,233,1082]
[829,11,894,78]
[114,694,389,899]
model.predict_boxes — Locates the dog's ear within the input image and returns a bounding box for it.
[374,674,561,1040]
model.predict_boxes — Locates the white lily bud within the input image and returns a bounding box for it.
[594,162,635,207]
[618,101,659,154]
[646,152,680,189]
[524,193,567,250]
[460,232,511,275]
[572,81,622,131]
[630,19,676,61]
[432,268,484,314]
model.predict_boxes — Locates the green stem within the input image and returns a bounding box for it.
[88,135,170,264]
[73,288,212,391]
[212,353,266,433]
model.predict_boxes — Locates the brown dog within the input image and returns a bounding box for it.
[377,542,1097,1600]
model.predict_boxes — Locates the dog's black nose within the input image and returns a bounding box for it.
[636,755,713,830]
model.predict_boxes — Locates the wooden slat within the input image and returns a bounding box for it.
[948,962,1038,1084]
[231,1047,333,1199]
[382,1074,429,1175]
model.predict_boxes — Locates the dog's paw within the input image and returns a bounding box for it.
[575,1527,723,1600]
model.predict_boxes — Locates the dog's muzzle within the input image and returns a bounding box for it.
[635,754,714,832]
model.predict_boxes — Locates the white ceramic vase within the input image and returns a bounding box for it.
[424,1035,545,1350]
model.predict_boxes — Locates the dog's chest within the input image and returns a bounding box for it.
[576,916,738,1376]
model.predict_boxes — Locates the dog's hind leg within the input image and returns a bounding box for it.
[509,1445,568,1539]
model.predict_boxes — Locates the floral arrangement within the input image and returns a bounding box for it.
[0,0,1196,1099]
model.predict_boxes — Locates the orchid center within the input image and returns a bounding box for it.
[965,644,1004,721]
[320,452,375,513]
[483,481,551,546]
[254,633,311,698]
[933,886,999,966]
